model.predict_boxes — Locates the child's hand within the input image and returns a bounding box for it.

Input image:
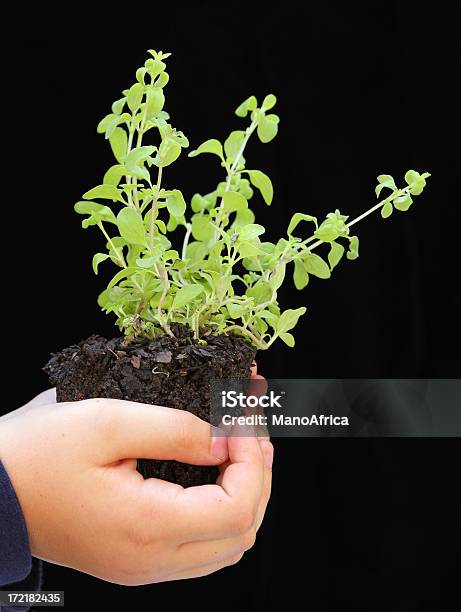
[0,392,273,585]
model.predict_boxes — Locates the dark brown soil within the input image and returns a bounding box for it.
[44,325,256,487]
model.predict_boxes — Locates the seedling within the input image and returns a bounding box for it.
[75,50,430,350]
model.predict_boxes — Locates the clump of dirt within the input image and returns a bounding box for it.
[44,325,256,487]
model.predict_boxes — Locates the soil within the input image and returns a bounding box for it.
[44,324,256,487]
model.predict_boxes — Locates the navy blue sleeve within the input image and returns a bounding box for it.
[0,458,43,610]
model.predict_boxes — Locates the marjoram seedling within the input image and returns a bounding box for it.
[75,50,430,349]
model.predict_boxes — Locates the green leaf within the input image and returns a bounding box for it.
[375,174,396,198]
[239,224,266,241]
[346,236,359,260]
[111,97,126,115]
[103,165,125,186]
[125,146,156,166]
[224,131,245,161]
[107,267,138,289]
[277,307,307,334]
[116,208,147,246]
[393,194,413,211]
[172,284,204,309]
[328,242,345,271]
[97,114,115,134]
[257,115,278,143]
[222,191,248,213]
[288,213,318,236]
[188,139,224,160]
[166,190,186,217]
[157,142,181,167]
[246,282,272,305]
[280,332,295,347]
[74,201,116,225]
[246,170,273,205]
[293,259,309,289]
[136,256,158,268]
[303,253,331,278]
[381,200,393,218]
[127,83,144,112]
[109,127,127,163]
[261,94,277,111]
[83,184,124,203]
[235,95,257,117]
[239,242,264,257]
[92,253,110,274]
[146,87,165,117]
[191,214,214,241]
[227,303,245,319]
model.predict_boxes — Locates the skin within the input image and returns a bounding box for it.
[0,365,272,585]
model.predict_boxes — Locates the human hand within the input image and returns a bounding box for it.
[0,385,273,585]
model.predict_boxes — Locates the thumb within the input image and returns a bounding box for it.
[91,399,228,466]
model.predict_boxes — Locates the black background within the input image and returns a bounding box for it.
[7,1,460,610]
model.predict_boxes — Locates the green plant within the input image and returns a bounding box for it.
[75,50,430,349]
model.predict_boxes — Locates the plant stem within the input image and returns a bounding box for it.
[97,222,125,267]
[213,119,258,242]
[178,223,192,285]
[223,325,267,349]
[149,166,163,254]
[224,119,258,192]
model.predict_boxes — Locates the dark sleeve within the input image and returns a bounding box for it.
[0,458,43,611]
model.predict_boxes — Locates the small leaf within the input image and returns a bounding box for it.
[172,284,204,309]
[239,224,266,241]
[381,200,393,218]
[261,94,277,111]
[188,139,224,160]
[166,190,186,217]
[191,214,214,241]
[393,194,413,211]
[328,242,345,271]
[74,201,116,225]
[146,87,165,117]
[222,191,248,213]
[227,303,245,319]
[136,256,158,268]
[111,97,126,115]
[280,332,295,347]
[257,115,278,143]
[109,127,127,163]
[346,236,359,260]
[235,95,257,117]
[83,184,124,202]
[375,174,396,198]
[246,170,273,205]
[303,253,331,279]
[224,131,245,162]
[92,253,110,274]
[277,307,307,334]
[116,208,147,246]
[293,259,309,290]
[127,82,144,112]
[103,165,125,186]
[107,267,138,289]
[288,213,318,236]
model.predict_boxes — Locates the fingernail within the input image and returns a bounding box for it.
[259,440,274,469]
[211,427,228,460]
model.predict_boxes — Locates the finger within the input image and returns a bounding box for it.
[138,432,265,543]
[88,399,228,466]
[250,361,258,377]
[160,552,245,582]
[255,440,273,531]
[175,529,254,572]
